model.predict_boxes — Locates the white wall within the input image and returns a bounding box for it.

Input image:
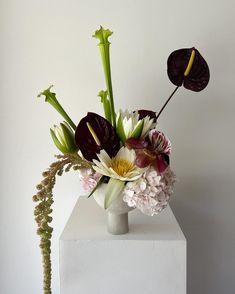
[1,0,235,293]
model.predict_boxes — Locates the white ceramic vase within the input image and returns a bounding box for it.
[93,183,134,235]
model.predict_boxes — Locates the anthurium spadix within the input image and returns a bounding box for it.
[50,122,78,154]
[116,110,156,143]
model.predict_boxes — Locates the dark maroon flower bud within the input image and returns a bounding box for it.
[136,110,157,122]
[125,138,148,149]
[75,112,120,161]
[167,47,210,92]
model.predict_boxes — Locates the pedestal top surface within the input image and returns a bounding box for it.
[60,196,185,241]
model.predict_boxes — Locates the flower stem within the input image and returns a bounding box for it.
[98,90,112,124]
[99,44,116,127]
[38,85,77,131]
[156,86,179,121]
[93,27,116,128]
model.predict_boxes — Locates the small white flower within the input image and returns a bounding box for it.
[93,147,147,181]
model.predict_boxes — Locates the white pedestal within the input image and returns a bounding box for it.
[60,197,186,294]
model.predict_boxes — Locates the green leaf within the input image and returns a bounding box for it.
[104,178,125,209]
[87,176,104,198]
[130,120,144,139]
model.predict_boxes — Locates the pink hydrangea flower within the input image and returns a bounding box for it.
[123,166,176,216]
[78,168,102,192]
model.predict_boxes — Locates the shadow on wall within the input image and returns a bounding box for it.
[171,174,235,294]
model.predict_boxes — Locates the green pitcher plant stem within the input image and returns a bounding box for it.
[98,90,112,124]
[93,26,116,128]
[38,85,77,131]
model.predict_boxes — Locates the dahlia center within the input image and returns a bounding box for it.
[109,159,135,177]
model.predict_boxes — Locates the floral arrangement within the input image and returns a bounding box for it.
[33,26,209,293]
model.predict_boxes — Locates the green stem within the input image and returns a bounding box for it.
[98,90,112,124]
[99,44,116,128]
[93,27,116,128]
[38,85,77,131]
[48,97,76,131]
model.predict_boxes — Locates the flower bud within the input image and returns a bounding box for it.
[50,122,78,154]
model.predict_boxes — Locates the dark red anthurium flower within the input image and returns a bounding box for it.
[75,112,120,161]
[167,47,210,92]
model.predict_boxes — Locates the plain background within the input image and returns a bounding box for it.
[1,0,235,293]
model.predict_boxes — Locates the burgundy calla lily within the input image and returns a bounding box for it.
[75,112,120,161]
[167,47,210,92]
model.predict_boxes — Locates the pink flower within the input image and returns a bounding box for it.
[128,130,172,174]
[148,130,171,155]
[79,168,102,192]
[123,166,176,216]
